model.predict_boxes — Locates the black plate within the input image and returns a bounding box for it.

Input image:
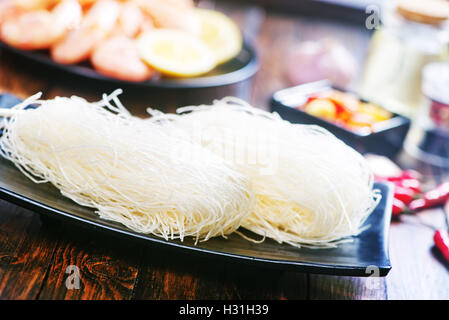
[0,94,392,276]
[0,41,259,89]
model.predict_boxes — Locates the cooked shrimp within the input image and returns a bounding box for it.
[77,0,96,8]
[1,11,53,50]
[0,0,81,50]
[51,0,119,64]
[139,14,155,33]
[50,0,82,39]
[13,0,59,10]
[136,0,201,35]
[114,1,144,37]
[90,35,154,82]
[0,1,23,25]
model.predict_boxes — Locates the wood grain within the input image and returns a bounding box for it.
[221,264,307,299]
[133,246,227,299]
[308,275,387,300]
[133,245,308,300]
[0,200,60,299]
[36,223,142,300]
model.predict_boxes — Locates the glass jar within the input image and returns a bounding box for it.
[359,0,449,118]
[404,62,449,168]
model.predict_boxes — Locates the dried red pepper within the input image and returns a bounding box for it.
[401,170,422,180]
[375,176,421,193]
[409,182,449,211]
[383,169,422,182]
[375,174,419,216]
[392,198,406,217]
[393,186,415,205]
[394,178,421,194]
[434,229,449,263]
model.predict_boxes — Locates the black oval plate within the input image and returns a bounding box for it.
[0,41,259,89]
[0,94,392,276]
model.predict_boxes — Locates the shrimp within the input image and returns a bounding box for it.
[77,0,96,8]
[13,0,59,11]
[114,1,144,38]
[90,1,154,81]
[139,13,155,33]
[0,0,81,50]
[51,0,119,64]
[90,35,154,82]
[136,0,201,35]
[51,0,82,32]
[0,1,24,26]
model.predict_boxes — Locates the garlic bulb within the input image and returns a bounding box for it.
[285,38,358,89]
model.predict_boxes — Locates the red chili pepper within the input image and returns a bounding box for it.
[385,176,406,182]
[375,176,421,193]
[392,198,406,217]
[394,186,415,205]
[409,182,449,211]
[373,175,384,183]
[401,170,422,180]
[328,98,347,116]
[390,178,421,194]
[305,95,319,104]
[434,229,449,263]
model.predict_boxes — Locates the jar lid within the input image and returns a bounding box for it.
[396,0,449,25]
[422,62,449,105]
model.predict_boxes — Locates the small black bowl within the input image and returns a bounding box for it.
[270,80,411,158]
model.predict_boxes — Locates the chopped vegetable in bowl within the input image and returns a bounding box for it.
[296,89,392,133]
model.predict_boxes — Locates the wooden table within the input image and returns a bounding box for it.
[0,1,448,300]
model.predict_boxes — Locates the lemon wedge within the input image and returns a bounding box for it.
[137,29,216,77]
[195,8,242,65]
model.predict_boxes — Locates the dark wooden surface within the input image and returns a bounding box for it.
[0,0,448,300]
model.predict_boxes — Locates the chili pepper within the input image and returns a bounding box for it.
[394,186,415,205]
[383,176,405,182]
[409,182,449,212]
[374,175,421,193]
[434,229,449,263]
[401,170,422,180]
[392,198,406,217]
[305,95,319,104]
[434,200,449,263]
[328,97,348,117]
[384,170,421,182]
[390,178,421,194]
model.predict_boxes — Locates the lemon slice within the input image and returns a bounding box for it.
[137,29,216,77]
[195,8,242,65]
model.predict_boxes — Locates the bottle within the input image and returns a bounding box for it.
[359,0,449,118]
[404,62,449,168]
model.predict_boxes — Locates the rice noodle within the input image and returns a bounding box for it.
[0,91,380,248]
[150,97,381,248]
[0,91,254,243]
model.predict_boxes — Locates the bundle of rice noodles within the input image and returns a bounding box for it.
[0,91,254,243]
[150,97,380,247]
